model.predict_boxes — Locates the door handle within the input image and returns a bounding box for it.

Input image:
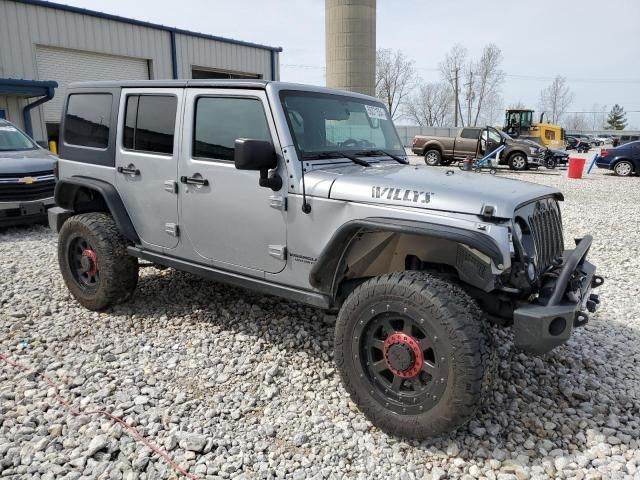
[180,175,209,186]
[117,166,140,176]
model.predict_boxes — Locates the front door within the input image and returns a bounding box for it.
[179,89,287,274]
[115,89,182,249]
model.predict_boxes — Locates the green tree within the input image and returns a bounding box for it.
[605,104,627,130]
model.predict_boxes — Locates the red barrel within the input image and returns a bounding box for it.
[568,157,586,179]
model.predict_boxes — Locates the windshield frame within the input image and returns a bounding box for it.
[0,122,39,152]
[278,89,405,162]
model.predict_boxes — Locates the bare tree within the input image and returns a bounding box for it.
[438,44,504,127]
[472,44,505,126]
[438,45,467,126]
[405,82,452,127]
[375,49,416,120]
[539,76,574,124]
[508,101,528,110]
[476,92,504,127]
[564,113,588,131]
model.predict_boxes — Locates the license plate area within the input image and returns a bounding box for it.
[20,202,45,216]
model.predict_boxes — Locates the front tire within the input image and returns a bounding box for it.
[58,212,138,311]
[614,160,633,177]
[334,272,489,439]
[424,149,442,166]
[508,153,527,171]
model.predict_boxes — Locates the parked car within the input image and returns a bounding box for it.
[0,119,57,227]
[566,136,591,152]
[595,141,640,176]
[412,126,544,170]
[49,79,601,439]
[522,140,568,169]
[619,135,640,146]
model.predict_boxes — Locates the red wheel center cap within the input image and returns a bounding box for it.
[81,249,98,276]
[383,332,423,379]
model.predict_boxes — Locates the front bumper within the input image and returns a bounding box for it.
[513,235,603,354]
[0,197,55,227]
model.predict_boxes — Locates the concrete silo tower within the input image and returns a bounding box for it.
[325,0,376,96]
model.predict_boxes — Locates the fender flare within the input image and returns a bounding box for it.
[309,217,504,295]
[54,176,140,243]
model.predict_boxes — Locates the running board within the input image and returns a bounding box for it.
[127,246,331,309]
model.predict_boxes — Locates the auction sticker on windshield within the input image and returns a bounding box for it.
[364,105,387,120]
[0,126,18,132]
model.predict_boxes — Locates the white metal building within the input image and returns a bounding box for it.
[0,0,282,145]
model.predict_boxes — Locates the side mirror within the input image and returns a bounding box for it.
[234,138,282,191]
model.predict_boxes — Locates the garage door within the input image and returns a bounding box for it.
[36,46,150,123]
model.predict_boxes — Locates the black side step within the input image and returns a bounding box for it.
[127,246,331,309]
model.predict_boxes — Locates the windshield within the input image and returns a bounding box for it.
[0,124,37,152]
[279,90,404,158]
[497,129,513,141]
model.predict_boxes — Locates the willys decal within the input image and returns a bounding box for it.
[372,186,434,204]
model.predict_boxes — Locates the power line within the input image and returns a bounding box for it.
[282,64,640,84]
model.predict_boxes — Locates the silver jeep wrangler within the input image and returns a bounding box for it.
[49,80,602,438]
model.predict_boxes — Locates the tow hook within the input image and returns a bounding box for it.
[574,311,589,328]
[591,275,604,288]
[586,293,600,313]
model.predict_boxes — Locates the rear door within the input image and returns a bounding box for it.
[115,89,182,249]
[455,128,481,159]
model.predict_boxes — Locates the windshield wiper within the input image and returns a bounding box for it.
[355,149,409,165]
[303,151,371,167]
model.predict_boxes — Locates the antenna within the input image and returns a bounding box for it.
[300,161,311,214]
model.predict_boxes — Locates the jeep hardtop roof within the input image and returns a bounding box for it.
[65,80,381,103]
[68,79,271,90]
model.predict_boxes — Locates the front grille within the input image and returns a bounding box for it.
[0,170,52,179]
[527,200,564,270]
[0,180,55,202]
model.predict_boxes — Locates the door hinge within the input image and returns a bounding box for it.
[269,195,287,211]
[165,223,179,237]
[268,245,287,261]
[164,180,178,193]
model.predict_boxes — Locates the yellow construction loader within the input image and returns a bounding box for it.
[503,109,564,148]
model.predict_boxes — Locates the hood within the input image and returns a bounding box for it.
[306,163,562,218]
[0,148,57,175]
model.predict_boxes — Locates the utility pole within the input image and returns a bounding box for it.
[453,67,459,127]
[465,70,474,126]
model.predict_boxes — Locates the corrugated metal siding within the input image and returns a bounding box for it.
[0,0,281,141]
[36,46,149,122]
[176,33,272,80]
[0,1,173,79]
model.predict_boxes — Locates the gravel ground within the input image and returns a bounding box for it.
[1,160,640,480]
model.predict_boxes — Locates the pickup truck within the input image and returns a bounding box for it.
[412,126,545,170]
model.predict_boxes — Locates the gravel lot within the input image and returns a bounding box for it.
[1,158,640,480]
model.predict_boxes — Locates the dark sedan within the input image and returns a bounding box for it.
[0,120,57,226]
[595,141,640,176]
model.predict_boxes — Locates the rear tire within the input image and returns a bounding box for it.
[334,271,491,439]
[614,160,633,177]
[508,153,527,171]
[58,212,138,311]
[424,149,442,166]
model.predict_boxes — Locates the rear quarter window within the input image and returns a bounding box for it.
[460,128,480,139]
[64,94,112,149]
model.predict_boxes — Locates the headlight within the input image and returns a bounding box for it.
[528,146,540,155]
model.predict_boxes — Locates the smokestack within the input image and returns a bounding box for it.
[325,0,376,96]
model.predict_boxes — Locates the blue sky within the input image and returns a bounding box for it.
[64,0,640,128]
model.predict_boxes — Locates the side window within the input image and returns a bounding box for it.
[64,94,112,148]
[193,97,271,161]
[123,95,177,155]
[460,128,480,139]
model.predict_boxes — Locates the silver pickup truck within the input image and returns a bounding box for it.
[412,126,546,170]
[49,80,601,439]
